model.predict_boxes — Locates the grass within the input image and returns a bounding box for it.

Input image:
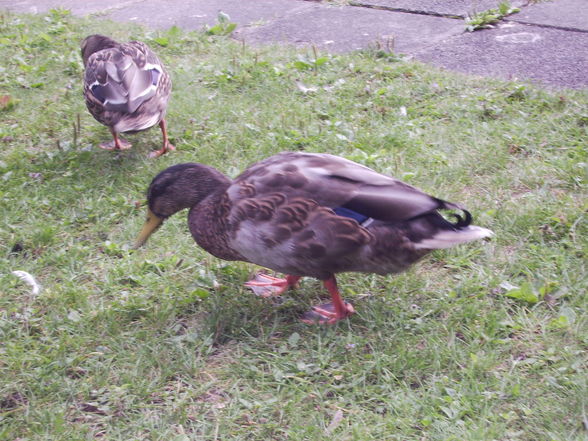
[1,8,587,441]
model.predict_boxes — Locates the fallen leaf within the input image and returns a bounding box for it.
[0,94,16,111]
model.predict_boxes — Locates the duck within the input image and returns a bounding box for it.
[134,152,493,324]
[81,34,174,158]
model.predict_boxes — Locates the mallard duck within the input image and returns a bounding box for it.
[135,152,493,324]
[81,35,174,158]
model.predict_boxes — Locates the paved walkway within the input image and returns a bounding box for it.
[2,0,587,89]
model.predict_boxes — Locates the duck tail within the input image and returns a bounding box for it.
[412,224,493,250]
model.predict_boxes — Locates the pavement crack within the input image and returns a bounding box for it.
[349,1,464,20]
[505,19,588,34]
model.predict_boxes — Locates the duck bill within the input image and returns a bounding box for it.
[134,208,164,248]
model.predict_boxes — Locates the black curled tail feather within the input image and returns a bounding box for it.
[435,199,473,229]
[450,209,472,228]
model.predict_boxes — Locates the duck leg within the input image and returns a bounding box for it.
[300,276,355,325]
[244,273,300,298]
[99,129,132,151]
[149,119,176,158]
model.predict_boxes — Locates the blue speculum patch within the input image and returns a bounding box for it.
[334,206,369,224]
[151,69,160,86]
[90,84,106,103]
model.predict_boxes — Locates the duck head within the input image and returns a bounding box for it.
[80,34,119,67]
[134,163,230,248]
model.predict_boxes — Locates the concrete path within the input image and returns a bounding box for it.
[2,0,587,89]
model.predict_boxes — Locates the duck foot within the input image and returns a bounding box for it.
[300,301,355,325]
[99,138,132,151]
[149,142,176,158]
[150,119,175,158]
[244,273,300,298]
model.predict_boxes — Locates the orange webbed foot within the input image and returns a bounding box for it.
[300,301,355,325]
[244,273,300,298]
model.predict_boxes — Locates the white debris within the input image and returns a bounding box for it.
[295,81,318,94]
[12,271,41,296]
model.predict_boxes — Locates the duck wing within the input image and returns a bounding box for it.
[232,152,461,223]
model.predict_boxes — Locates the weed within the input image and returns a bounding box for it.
[465,2,521,31]
[205,11,237,37]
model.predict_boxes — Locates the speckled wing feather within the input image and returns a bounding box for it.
[231,152,453,222]
[225,189,373,279]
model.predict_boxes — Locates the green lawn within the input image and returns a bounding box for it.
[0,9,586,441]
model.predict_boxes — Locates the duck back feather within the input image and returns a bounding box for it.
[81,35,171,133]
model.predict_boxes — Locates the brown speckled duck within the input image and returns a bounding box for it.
[135,152,493,324]
[81,35,174,158]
